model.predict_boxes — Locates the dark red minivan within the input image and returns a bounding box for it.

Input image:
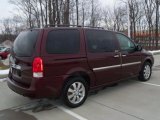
[8,26,154,108]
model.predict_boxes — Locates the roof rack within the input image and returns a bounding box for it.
[44,24,104,29]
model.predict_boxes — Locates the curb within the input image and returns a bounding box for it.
[148,50,160,55]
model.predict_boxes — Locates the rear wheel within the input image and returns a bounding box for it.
[138,62,152,81]
[63,77,88,108]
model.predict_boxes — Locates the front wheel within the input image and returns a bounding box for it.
[138,62,152,81]
[63,77,88,108]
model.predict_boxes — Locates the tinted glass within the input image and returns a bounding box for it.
[46,30,80,54]
[116,33,135,51]
[86,30,115,53]
[0,47,5,51]
[13,30,38,57]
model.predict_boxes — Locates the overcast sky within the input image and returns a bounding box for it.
[0,0,117,19]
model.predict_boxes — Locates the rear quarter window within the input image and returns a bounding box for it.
[46,29,80,54]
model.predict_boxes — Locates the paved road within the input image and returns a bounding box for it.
[154,55,160,67]
[0,55,160,120]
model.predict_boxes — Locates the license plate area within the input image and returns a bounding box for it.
[11,64,21,77]
[12,68,21,77]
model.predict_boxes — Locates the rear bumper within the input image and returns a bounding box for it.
[7,76,60,98]
[7,77,36,97]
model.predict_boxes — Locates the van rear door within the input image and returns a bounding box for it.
[9,29,42,88]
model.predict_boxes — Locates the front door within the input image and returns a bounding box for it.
[85,30,121,86]
[116,33,142,78]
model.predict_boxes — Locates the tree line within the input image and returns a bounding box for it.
[0,0,160,49]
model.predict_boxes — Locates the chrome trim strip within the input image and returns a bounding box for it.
[122,61,141,67]
[93,61,141,71]
[93,65,121,71]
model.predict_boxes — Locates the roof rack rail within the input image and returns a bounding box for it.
[44,24,104,29]
[83,26,104,29]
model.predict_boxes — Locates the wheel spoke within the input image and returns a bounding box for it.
[68,93,74,99]
[72,83,77,90]
[68,88,74,93]
[77,82,81,90]
[79,87,84,92]
[71,95,77,103]
[76,96,80,102]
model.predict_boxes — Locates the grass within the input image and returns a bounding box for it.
[0,61,9,70]
[0,74,8,79]
[0,61,9,79]
[0,65,9,70]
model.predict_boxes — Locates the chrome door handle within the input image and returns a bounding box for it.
[114,55,120,58]
[122,54,127,57]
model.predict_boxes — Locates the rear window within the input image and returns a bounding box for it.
[13,30,39,57]
[46,30,80,54]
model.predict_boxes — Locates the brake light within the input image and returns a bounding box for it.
[33,57,43,78]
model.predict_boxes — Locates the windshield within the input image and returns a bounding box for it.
[13,30,39,57]
[1,48,6,52]
[0,47,5,51]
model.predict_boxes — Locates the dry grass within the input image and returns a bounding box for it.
[0,74,8,79]
[0,61,9,70]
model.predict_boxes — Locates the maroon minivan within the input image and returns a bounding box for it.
[8,26,154,108]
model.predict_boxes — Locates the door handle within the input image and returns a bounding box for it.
[122,54,127,57]
[114,55,120,58]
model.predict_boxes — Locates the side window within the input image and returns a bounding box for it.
[86,30,116,53]
[116,33,135,51]
[46,30,80,54]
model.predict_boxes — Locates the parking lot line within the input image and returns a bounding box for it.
[10,100,88,120]
[58,106,88,120]
[140,82,160,87]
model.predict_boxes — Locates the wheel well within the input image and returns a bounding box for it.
[64,72,91,89]
[145,59,152,66]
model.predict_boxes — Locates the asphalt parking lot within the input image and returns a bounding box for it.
[0,55,160,120]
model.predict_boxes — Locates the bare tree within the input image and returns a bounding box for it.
[0,17,23,42]
[64,0,70,25]
[113,6,127,31]
[76,0,79,26]
[82,2,85,26]
[55,0,60,25]
[39,0,44,27]
[143,0,155,48]
[155,0,159,49]
[129,0,141,39]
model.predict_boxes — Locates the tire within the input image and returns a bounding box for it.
[62,77,88,108]
[138,62,152,82]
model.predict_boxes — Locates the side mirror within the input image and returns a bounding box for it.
[136,44,142,51]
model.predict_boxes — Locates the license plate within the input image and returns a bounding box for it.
[10,64,21,76]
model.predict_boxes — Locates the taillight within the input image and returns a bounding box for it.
[33,57,43,78]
